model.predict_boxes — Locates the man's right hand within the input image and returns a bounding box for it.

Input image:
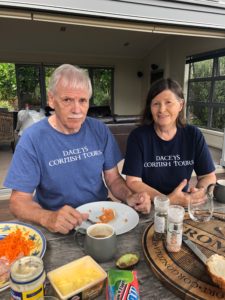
[42,205,88,234]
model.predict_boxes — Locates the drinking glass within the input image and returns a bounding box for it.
[188,185,214,222]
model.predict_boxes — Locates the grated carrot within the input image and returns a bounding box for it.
[0,228,35,263]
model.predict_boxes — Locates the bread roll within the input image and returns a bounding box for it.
[206,254,225,291]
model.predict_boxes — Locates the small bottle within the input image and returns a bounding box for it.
[10,256,46,300]
[154,195,170,239]
[166,205,185,252]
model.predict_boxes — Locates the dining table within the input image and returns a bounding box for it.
[1,196,225,300]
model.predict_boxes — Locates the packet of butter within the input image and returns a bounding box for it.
[106,269,140,300]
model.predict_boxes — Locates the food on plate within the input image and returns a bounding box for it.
[206,254,225,291]
[0,228,35,284]
[116,253,140,269]
[0,257,10,285]
[0,228,35,262]
[98,208,116,223]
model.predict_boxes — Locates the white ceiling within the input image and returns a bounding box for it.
[1,15,225,64]
[0,18,167,61]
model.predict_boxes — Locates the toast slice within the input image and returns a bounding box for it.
[206,254,225,291]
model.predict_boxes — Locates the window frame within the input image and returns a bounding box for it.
[15,63,114,112]
[186,49,225,131]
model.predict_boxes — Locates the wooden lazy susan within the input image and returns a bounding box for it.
[142,212,225,300]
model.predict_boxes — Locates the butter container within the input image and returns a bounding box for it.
[47,256,107,300]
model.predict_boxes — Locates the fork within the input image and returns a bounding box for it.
[86,218,97,224]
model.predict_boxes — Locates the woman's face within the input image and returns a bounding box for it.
[150,89,183,128]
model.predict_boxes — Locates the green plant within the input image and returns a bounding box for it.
[0,100,14,110]
[0,64,17,101]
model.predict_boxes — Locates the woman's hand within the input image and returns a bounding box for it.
[168,179,205,207]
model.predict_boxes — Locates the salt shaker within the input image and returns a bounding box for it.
[166,205,185,252]
[154,195,170,239]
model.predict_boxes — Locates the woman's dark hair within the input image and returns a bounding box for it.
[142,78,186,127]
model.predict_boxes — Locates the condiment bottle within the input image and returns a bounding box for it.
[166,205,185,252]
[10,256,46,300]
[154,195,170,239]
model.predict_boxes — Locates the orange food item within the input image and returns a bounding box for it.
[98,208,115,223]
[0,228,35,263]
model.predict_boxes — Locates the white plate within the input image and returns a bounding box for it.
[0,222,46,292]
[76,201,139,235]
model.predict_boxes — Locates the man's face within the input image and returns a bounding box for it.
[48,82,90,134]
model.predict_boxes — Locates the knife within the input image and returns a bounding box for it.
[183,238,207,265]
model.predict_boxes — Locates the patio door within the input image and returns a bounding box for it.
[15,64,57,110]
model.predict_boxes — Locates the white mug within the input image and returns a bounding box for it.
[84,223,117,263]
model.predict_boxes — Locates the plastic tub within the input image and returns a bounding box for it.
[47,256,107,300]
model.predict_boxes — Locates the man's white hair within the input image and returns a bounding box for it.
[48,64,92,99]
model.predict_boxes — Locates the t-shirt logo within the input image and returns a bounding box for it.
[144,154,194,168]
[48,146,102,167]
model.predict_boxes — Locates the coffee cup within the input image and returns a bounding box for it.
[84,223,117,263]
[213,179,225,203]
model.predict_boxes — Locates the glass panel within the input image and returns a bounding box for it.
[188,81,211,102]
[92,69,112,107]
[44,66,57,96]
[218,57,225,76]
[214,80,225,103]
[190,59,213,79]
[187,105,208,127]
[16,65,41,110]
[212,107,225,130]
[0,63,17,110]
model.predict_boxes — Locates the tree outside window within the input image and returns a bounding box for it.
[187,52,225,131]
[0,63,17,110]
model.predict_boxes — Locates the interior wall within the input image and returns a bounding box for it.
[147,35,225,85]
[114,59,145,115]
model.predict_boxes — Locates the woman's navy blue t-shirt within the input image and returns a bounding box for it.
[122,124,215,194]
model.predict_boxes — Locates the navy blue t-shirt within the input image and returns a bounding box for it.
[122,124,215,194]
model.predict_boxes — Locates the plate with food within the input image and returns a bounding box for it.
[76,201,139,235]
[0,221,46,292]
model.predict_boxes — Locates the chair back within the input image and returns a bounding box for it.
[0,111,15,151]
[220,128,225,167]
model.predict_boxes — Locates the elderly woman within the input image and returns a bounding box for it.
[122,78,216,207]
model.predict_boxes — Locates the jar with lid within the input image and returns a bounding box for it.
[166,205,185,252]
[10,256,46,300]
[154,195,170,239]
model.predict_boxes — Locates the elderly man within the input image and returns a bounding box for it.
[4,64,150,234]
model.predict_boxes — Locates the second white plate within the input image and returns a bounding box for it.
[76,201,139,235]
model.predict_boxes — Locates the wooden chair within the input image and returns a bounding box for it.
[0,111,15,152]
[221,128,225,167]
